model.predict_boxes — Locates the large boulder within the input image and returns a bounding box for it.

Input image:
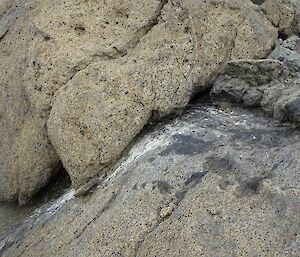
[0,0,187,203]
[0,0,277,202]
[48,0,277,189]
[1,104,299,256]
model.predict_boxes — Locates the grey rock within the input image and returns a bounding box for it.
[211,36,300,124]
[1,104,299,257]
[269,35,300,73]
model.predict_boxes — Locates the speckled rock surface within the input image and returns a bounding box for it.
[48,0,277,189]
[0,0,278,202]
[47,0,195,187]
[1,104,299,256]
[187,0,277,87]
[264,0,300,36]
[0,0,175,203]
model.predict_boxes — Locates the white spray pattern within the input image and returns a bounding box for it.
[104,125,177,182]
[0,189,75,254]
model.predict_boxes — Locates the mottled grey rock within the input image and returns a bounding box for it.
[269,35,300,72]
[1,105,299,257]
[210,59,287,107]
[211,36,300,124]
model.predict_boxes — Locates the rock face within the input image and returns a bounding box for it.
[264,0,300,36]
[211,36,300,124]
[47,0,277,189]
[0,0,278,202]
[188,0,277,87]
[1,104,299,256]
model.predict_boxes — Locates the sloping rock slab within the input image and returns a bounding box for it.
[1,104,299,257]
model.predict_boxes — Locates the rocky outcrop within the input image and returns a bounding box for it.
[211,36,300,124]
[264,0,300,36]
[47,0,277,190]
[1,104,299,256]
[188,0,277,87]
[0,0,278,202]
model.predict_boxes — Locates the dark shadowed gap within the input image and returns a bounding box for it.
[278,31,289,41]
[250,0,266,5]
[188,87,212,105]
[26,164,71,207]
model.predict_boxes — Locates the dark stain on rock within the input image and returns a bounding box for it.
[159,134,214,156]
[237,176,269,197]
[185,172,207,187]
[174,189,188,204]
[132,182,147,190]
[148,157,156,163]
[230,125,299,148]
[154,181,172,194]
[204,153,238,175]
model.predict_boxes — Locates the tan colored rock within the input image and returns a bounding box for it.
[0,0,278,201]
[186,0,278,88]
[264,0,300,36]
[0,0,176,203]
[48,0,195,186]
[48,0,277,189]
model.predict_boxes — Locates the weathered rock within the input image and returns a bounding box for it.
[47,0,195,187]
[187,0,277,88]
[48,0,277,189]
[211,36,300,124]
[0,0,278,201]
[210,59,288,107]
[264,0,300,36]
[1,105,299,256]
[0,0,188,202]
[269,35,300,72]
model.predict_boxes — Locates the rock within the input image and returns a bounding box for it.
[264,0,300,36]
[210,59,287,107]
[0,0,278,201]
[187,0,277,88]
[48,0,277,189]
[269,35,300,72]
[211,36,300,124]
[47,0,195,187]
[0,0,189,202]
[1,104,299,256]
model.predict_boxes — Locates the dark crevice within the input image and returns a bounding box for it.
[188,87,212,105]
[0,28,8,41]
[24,164,71,207]
[278,31,289,41]
[250,0,266,5]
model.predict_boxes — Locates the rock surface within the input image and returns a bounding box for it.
[1,104,299,256]
[47,0,277,189]
[211,36,300,124]
[0,0,277,202]
[264,0,300,36]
